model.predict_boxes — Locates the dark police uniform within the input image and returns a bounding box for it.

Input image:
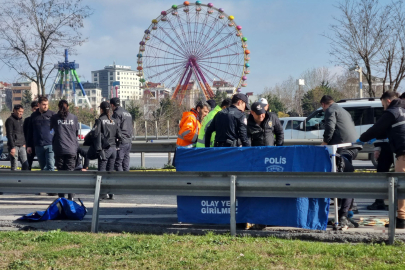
[112,106,133,171]
[50,112,79,199]
[360,99,405,157]
[247,112,284,146]
[205,105,250,147]
[23,115,35,170]
[93,114,122,171]
[75,148,90,171]
[50,112,79,170]
[368,140,393,209]
[360,98,405,224]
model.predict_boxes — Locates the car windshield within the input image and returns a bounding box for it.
[286,120,303,130]
[81,124,91,129]
[302,110,325,131]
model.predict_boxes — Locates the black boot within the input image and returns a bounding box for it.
[385,218,405,228]
[367,200,386,210]
[397,218,405,229]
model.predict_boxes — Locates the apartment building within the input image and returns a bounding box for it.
[91,64,143,100]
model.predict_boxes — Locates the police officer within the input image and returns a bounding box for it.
[205,93,251,147]
[110,98,133,171]
[94,101,121,200]
[247,101,284,146]
[358,91,405,228]
[50,100,79,200]
[367,138,393,210]
[75,148,90,171]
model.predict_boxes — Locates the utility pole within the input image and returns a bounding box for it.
[359,66,363,98]
[297,79,305,116]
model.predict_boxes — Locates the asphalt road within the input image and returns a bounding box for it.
[2,155,393,243]
[1,191,404,243]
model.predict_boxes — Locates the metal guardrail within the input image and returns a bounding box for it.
[1,139,374,169]
[2,139,373,154]
[0,171,403,244]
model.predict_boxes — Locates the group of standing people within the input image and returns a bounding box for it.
[176,91,405,230]
[176,93,284,149]
[4,96,133,201]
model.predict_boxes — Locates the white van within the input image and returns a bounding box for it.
[283,98,383,144]
[279,117,306,131]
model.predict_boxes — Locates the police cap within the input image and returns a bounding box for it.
[232,93,251,110]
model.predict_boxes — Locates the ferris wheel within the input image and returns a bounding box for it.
[136,1,250,103]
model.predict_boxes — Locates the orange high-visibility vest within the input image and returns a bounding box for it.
[176,109,201,147]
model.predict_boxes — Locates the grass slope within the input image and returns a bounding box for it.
[0,231,404,269]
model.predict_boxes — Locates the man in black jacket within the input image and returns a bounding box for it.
[358,91,405,228]
[23,101,39,170]
[5,104,28,170]
[247,101,284,146]
[110,98,133,171]
[26,96,55,171]
[205,93,251,147]
[320,95,358,229]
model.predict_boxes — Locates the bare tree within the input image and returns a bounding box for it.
[0,0,92,96]
[334,70,360,98]
[300,67,336,92]
[325,0,392,97]
[378,1,405,92]
[263,76,300,114]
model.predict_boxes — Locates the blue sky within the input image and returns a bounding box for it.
[1,0,351,94]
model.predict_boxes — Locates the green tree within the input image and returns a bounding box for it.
[260,93,286,113]
[21,90,32,108]
[149,98,187,136]
[127,100,143,121]
[301,81,342,116]
[213,90,228,106]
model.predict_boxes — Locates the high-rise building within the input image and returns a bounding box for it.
[91,64,143,100]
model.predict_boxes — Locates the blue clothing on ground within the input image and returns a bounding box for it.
[19,198,87,221]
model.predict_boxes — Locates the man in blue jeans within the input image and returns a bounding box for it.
[5,104,29,170]
[27,96,55,171]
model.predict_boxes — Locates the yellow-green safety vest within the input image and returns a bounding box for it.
[196,105,222,147]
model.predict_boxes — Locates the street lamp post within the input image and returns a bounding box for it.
[297,79,305,116]
[349,65,363,98]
